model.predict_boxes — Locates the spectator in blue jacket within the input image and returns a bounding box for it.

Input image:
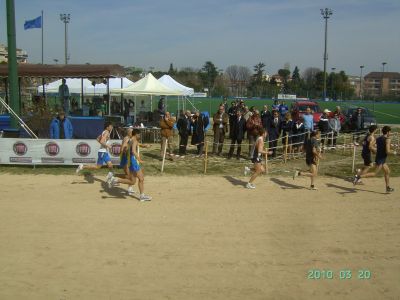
[50,111,73,139]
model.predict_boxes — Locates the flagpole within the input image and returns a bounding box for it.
[41,10,43,64]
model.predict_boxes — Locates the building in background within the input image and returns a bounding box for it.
[348,75,361,98]
[0,43,28,64]
[364,72,400,98]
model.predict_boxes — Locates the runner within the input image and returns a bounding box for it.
[293,130,322,190]
[353,125,378,184]
[76,122,114,181]
[353,126,395,193]
[109,129,152,201]
[245,128,269,189]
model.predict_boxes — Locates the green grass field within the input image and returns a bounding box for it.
[156,97,400,125]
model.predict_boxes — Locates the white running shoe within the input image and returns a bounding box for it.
[76,164,83,174]
[127,186,137,196]
[139,194,152,201]
[244,166,250,176]
[293,170,299,180]
[246,182,256,189]
[310,185,318,190]
[106,171,113,184]
[108,176,118,189]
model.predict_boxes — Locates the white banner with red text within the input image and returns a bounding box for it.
[0,138,122,165]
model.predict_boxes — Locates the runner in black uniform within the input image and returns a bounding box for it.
[293,130,322,190]
[245,128,269,189]
[353,125,377,184]
[354,126,395,193]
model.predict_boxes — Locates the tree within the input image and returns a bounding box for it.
[250,62,266,97]
[292,66,300,82]
[168,63,176,76]
[199,61,218,97]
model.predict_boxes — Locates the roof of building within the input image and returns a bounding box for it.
[0,64,125,78]
[364,72,400,79]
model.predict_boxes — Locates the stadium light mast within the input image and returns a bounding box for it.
[60,13,70,64]
[321,8,333,101]
[359,65,364,99]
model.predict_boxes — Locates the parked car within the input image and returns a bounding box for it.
[290,101,322,129]
[341,107,377,132]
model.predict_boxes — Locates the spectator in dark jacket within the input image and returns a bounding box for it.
[228,109,247,159]
[351,107,365,145]
[267,110,282,157]
[292,117,305,153]
[212,105,229,155]
[227,101,237,139]
[191,110,208,156]
[50,111,73,139]
[318,109,331,150]
[177,110,192,156]
[261,105,272,131]
[281,112,294,154]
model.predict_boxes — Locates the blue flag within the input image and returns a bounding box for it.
[24,16,42,30]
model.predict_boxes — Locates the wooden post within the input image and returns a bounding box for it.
[316,145,322,172]
[343,134,347,154]
[331,131,334,148]
[265,145,269,175]
[204,140,208,174]
[161,138,167,172]
[352,144,357,173]
[284,134,289,163]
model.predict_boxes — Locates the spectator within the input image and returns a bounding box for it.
[177,110,192,157]
[58,78,70,114]
[318,109,331,150]
[292,117,305,153]
[329,112,341,148]
[279,101,289,118]
[268,110,282,157]
[227,101,237,139]
[228,109,246,160]
[191,110,208,156]
[158,97,165,117]
[261,105,272,131]
[111,98,121,115]
[303,106,314,134]
[272,99,280,112]
[159,111,176,157]
[351,107,365,145]
[246,109,263,158]
[243,106,252,121]
[50,111,73,139]
[212,105,229,156]
[333,106,345,125]
[282,112,294,154]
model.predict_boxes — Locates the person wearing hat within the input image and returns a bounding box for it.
[318,109,331,151]
[50,110,73,139]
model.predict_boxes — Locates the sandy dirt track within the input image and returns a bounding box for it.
[0,174,399,300]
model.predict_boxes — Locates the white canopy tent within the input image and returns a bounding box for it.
[37,77,133,95]
[111,73,183,125]
[158,75,194,96]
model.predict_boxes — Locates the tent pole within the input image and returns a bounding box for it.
[134,95,137,125]
[80,78,83,109]
[107,78,110,115]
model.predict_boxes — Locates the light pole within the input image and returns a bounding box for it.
[321,8,333,101]
[381,62,387,97]
[359,65,364,99]
[60,13,70,64]
[331,67,335,100]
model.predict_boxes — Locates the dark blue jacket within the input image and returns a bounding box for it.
[50,117,73,139]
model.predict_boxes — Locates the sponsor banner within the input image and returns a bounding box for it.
[0,138,122,165]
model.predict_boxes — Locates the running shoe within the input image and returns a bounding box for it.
[246,182,256,189]
[244,166,250,176]
[352,175,361,186]
[108,176,118,189]
[386,187,394,193]
[139,194,152,201]
[310,185,318,190]
[127,186,137,196]
[293,170,299,180]
[106,171,113,184]
[76,164,83,174]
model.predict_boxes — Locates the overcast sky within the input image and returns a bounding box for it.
[0,0,399,76]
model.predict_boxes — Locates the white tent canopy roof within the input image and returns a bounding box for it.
[158,75,194,96]
[111,73,183,96]
[37,77,133,95]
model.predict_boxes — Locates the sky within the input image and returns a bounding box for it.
[0,0,399,76]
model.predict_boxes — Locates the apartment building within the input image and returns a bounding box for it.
[0,43,28,64]
[364,72,400,97]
